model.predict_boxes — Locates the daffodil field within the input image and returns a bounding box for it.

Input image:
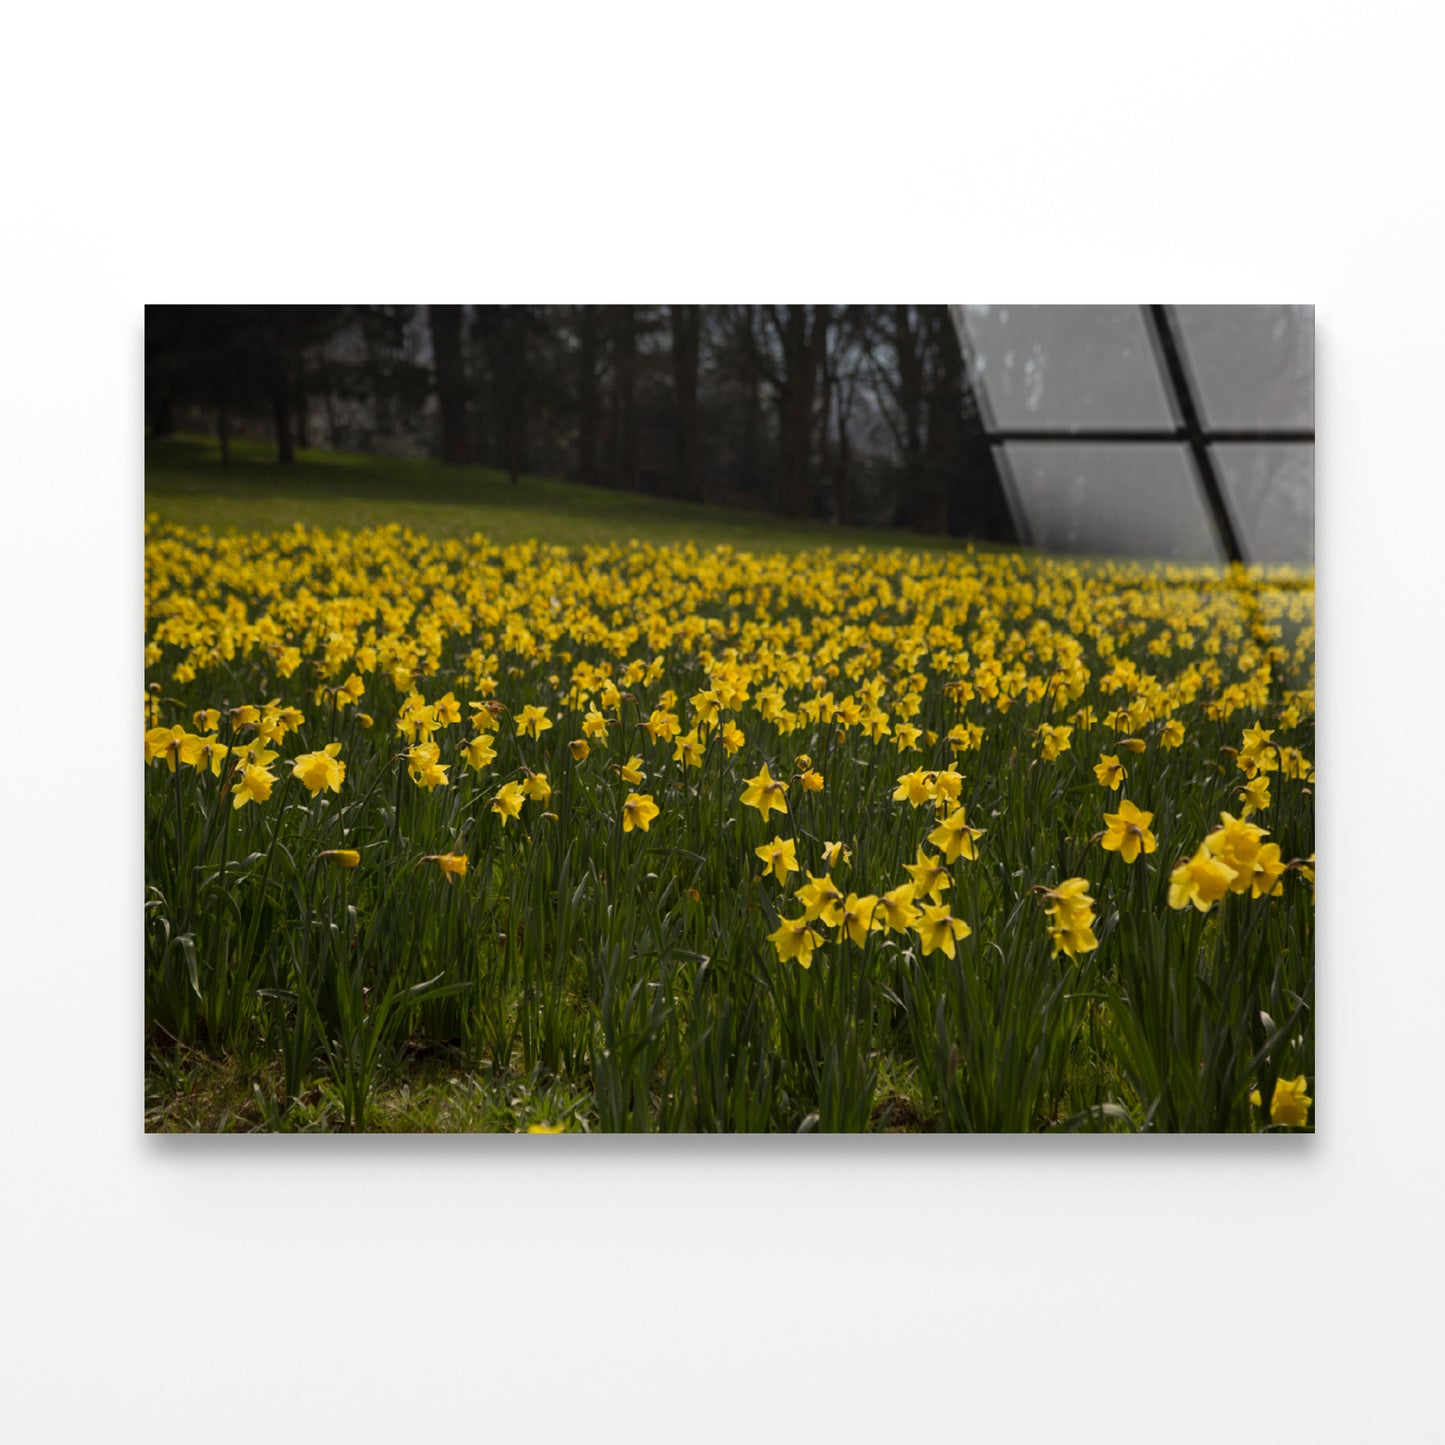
[145,520,1314,1131]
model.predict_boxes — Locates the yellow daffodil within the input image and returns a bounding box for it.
[915,903,971,959]
[428,853,468,883]
[318,848,361,868]
[491,780,526,825]
[876,884,921,934]
[740,764,789,818]
[1168,847,1238,912]
[292,743,346,797]
[621,793,660,832]
[835,893,880,947]
[755,835,799,882]
[515,704,553,739]
[231,763,276,810]
[462,734,498,771]
[928,808,985,865]
[903,847,951,905]
[1100,799,1157,865]
[1037,723,1072,761]
[1238,774,1272,814]
[1094,753,1126,790]
[673,730,705,768]
[1250,1074,1311,1128]
[768,914,823,969]
[821,840,851,870]
[796,872,845,925]
[893,769,935,807]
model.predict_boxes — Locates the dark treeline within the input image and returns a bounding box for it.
[146,304,1015,539]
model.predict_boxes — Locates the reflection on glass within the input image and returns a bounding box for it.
[1001,443,1223,561]
[1213,444,1314,565]
[1171,305,1314,431]
[961,305,1177,431]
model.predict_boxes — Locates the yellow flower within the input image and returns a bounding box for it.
[582,708,609,741]
[231,763,276,810]
[462,734,498,771]
[903,847,950,905]
[835,893,880,947]
[569,738,590,761]
[1094,753,1126,790]
[893,769,934,807]
[434,692,462,727]
[527,1121,565,1134]
[1159,718,1185,749]
[673,730,705,768]
[1100,798,1157,865]
[796,872,846,925]
[618,754,646,785]
[927,808,985,865]
[515,704,553,739]
[1250,1074,1312,1128]
[146,725,205,772]
[894,723,923,752]
[1037,723,1073,761]
[491,780,525,825]
[1237,774,1272,814]
[318,848,361,868]
[407,740,449,791]
[800,769,824,792]
[821,840,851,870]
[292,743,346,797]
[193,708,221,733]
[429,853,468,883]
[720,721,745,756]
[1248,842,1287,898]
[643,708,682,743]
[521,772,552,805]
[1117,737,1147,754]
[754,835,799,882]
[915,903,971,959]
[1040,877,1099,959]
[740,764,789,819]
[1204,812,1268,892]
[876,884,920,935]
[194,737,230,777]
[621,792,660,832]
[1167,846,1238,912]
[768,914,823,969]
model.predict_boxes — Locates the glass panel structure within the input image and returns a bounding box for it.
[1172,305,1314,432]
[953,304,1314,566]
[1213,444,1315,567]
[961,305,1176,432]
[1001,443,1223,562]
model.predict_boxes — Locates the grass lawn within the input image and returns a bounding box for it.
[145,435,990,554]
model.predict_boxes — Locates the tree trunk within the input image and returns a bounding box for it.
[578,306,599,486]
[272,384,294,464]
[894,305,925,524]
[616,306,638,492]
[429,304,471,463]
[774,305,828,520]
[671,304,702,501]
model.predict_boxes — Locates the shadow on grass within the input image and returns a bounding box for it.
[143,436,992,553]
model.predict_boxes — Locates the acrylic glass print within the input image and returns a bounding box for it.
[144,304,1313,1132]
